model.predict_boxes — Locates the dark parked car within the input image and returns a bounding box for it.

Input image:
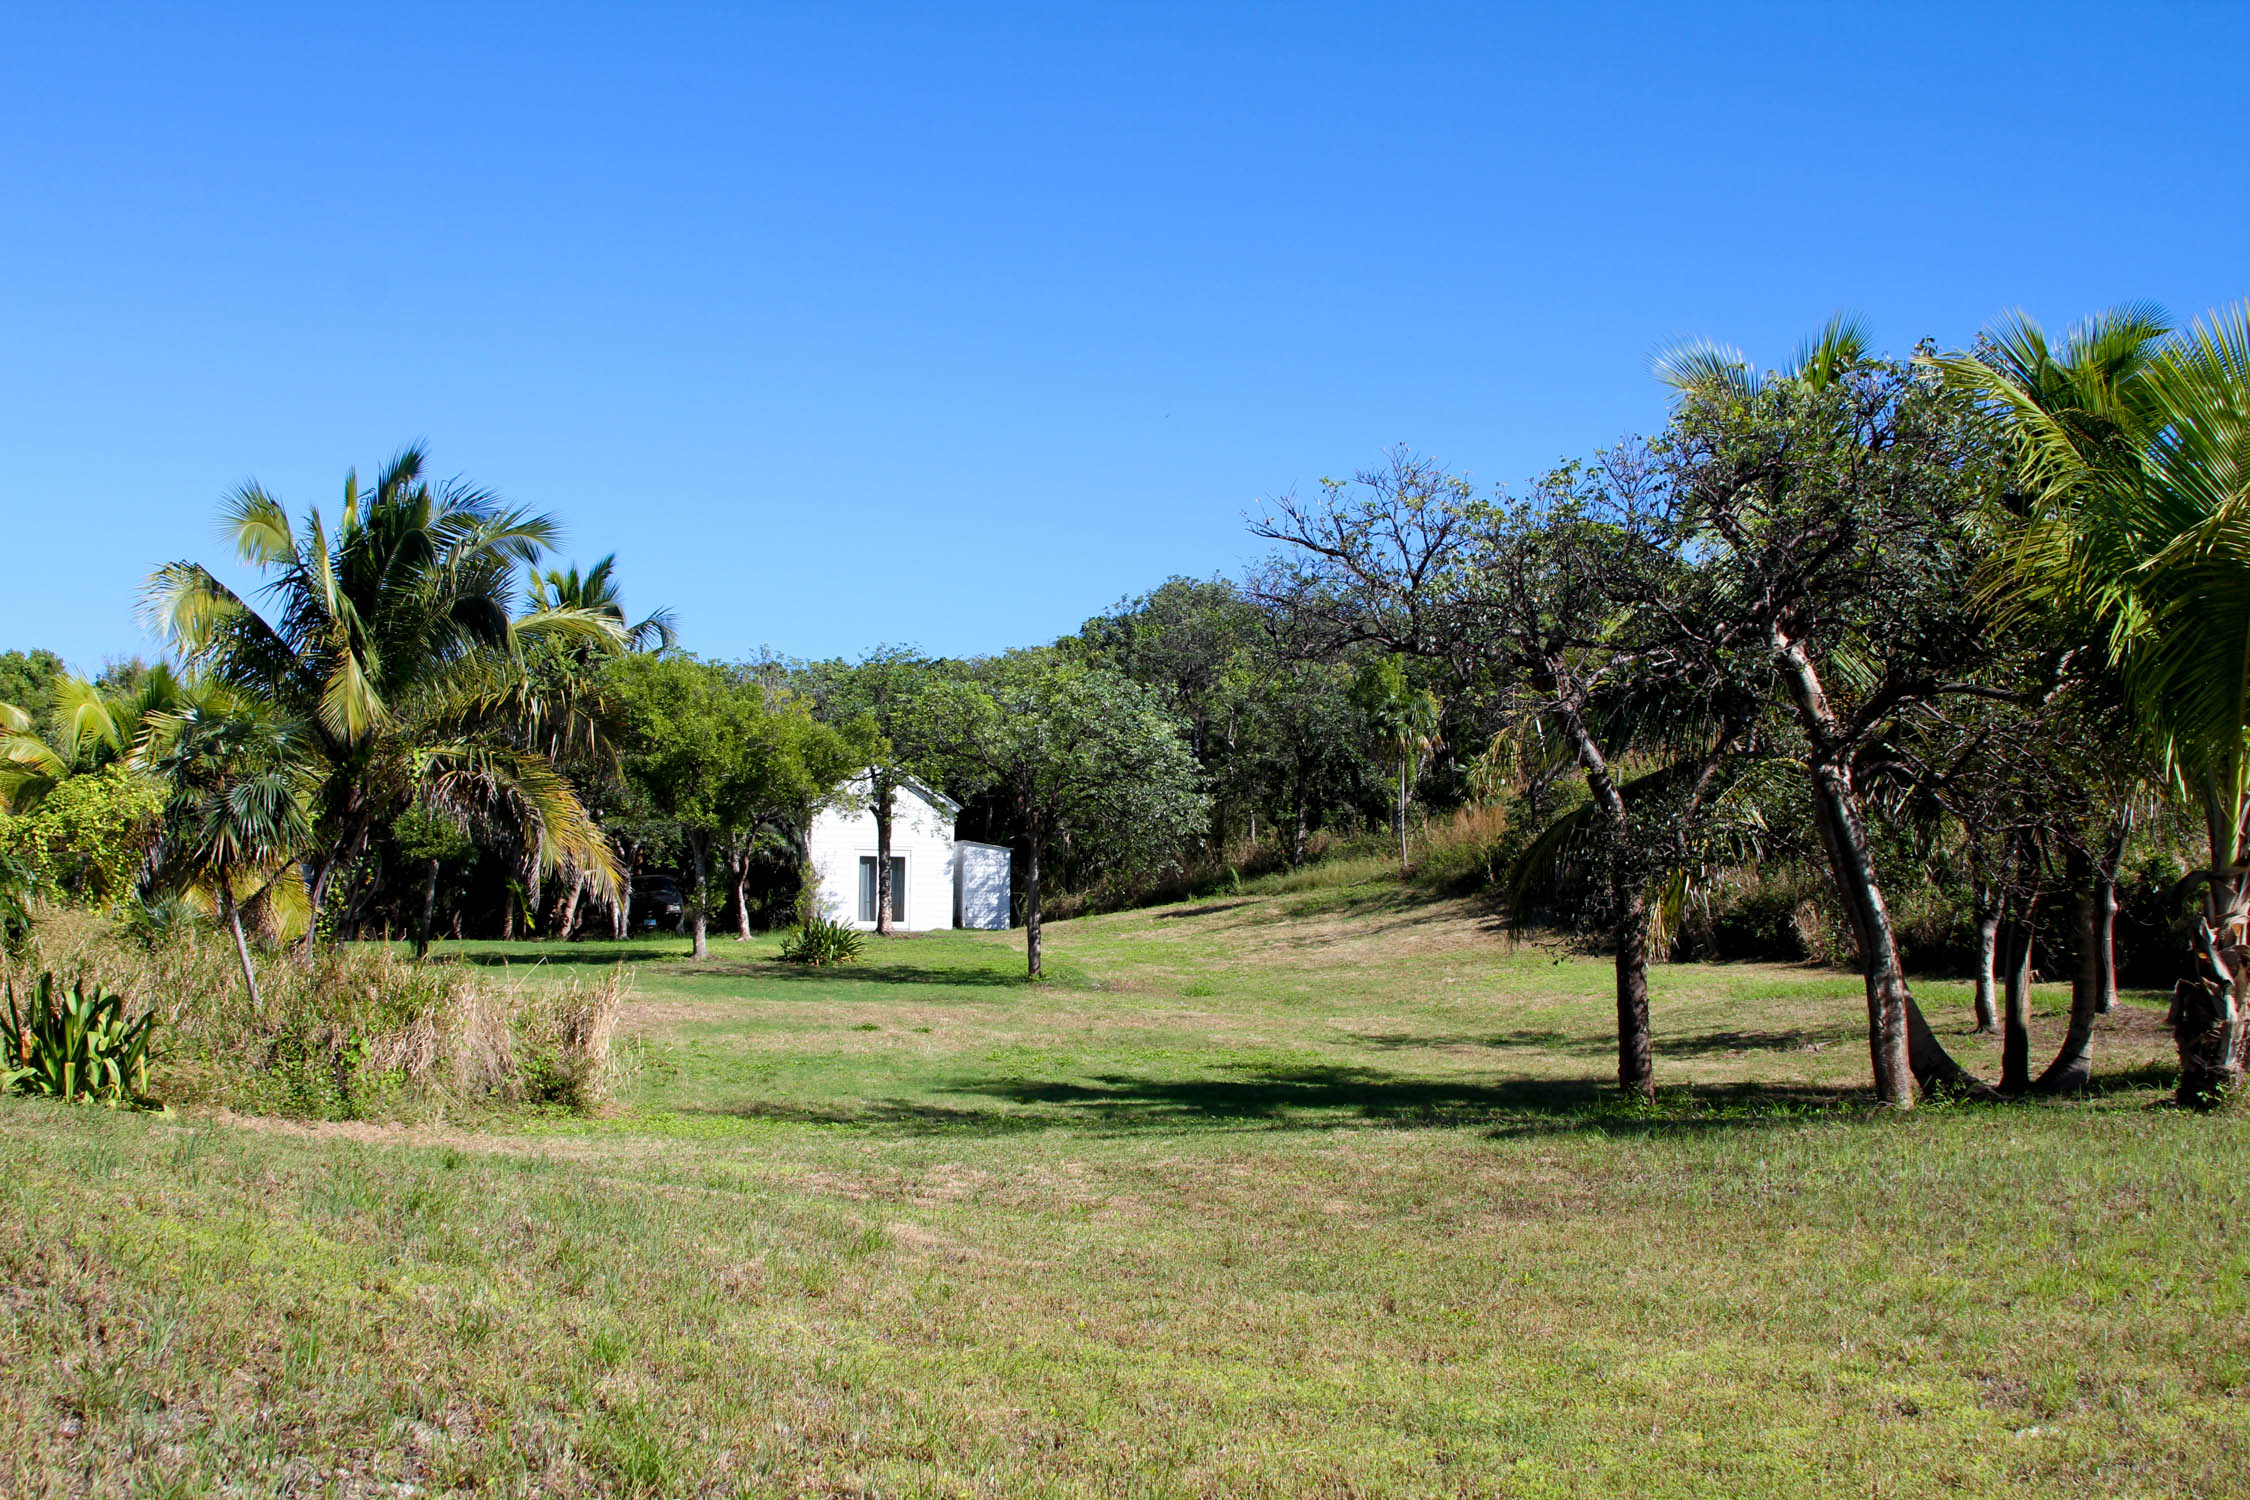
[630,875,685,932]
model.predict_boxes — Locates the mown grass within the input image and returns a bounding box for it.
[3,881,2244,1497]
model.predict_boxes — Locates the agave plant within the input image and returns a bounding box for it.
[778,914,865,966]
[1,972,157,1106]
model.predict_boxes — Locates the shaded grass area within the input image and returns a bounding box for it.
[3,884,2243,1497]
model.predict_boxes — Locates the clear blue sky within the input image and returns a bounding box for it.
[5,3,2245,672]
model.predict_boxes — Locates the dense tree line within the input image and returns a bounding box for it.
[6,303,2250,1107]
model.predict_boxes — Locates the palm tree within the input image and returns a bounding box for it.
[528,555,677,652]
[144,446,623,952]
[0,666,188,812]
[139,686,315,1006]
[1945,303,2250,1104]
[1351,656,1442,875]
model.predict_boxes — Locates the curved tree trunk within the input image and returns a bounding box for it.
[221,885,263,1010]
[1770,628,1977,1104]
[558,874,586,941]
[2035,856,2102,1096]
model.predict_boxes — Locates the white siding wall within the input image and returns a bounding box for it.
[954,841,1012,930]
[807,775,959,932]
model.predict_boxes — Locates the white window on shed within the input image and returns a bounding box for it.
[857,856,906,923]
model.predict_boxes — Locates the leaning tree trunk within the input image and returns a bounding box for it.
[2035,851,2103,1096]
[220,884,263,1011]
[1770,629,1977,1104]
[1999,902,2037,1096]
[557,873,586,941]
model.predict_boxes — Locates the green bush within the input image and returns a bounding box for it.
[779,914,866,966]
[1,970,157,1106]
[4,905,628,1120]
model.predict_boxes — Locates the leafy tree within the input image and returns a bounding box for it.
[915,651,1207,977]
[0,765,164,910]
[604,653,861,958]
[145,446,623,953]
[0,650,63,725]
[1257,451,1757,1099]
[803,648,939,936]
[1657,319,2000,1107]
[1350,656,1443,875]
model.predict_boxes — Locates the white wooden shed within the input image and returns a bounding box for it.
[807,773,1011,932]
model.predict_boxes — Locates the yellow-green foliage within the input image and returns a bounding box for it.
[0,765,163,909]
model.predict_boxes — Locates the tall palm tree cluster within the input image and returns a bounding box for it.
[1,445,654,1000]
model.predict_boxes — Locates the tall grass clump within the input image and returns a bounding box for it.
[2,904,627,1119]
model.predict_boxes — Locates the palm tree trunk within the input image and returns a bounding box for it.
[558,874,585,940]
[221,885,262,1011]
[2171,779,2248,1106]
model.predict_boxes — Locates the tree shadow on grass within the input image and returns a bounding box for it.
[1353,1026,1850,1062]
[447,946,689,968]
[717,960,1037,989]
[674,1063,1870,1140]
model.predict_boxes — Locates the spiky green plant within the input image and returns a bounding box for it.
[1,971,157,1105]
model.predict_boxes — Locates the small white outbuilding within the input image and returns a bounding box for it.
[807,772,1012,932]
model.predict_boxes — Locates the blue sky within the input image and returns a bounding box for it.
[5,2,2246,671]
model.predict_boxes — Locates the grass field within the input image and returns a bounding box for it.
[4,879,2245,1498]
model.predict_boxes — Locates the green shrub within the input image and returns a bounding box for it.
[1,970,157,1106]
[3,905,628,1119]
[779,915,865,966]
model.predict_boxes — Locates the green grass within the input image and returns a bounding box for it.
[3,883,2244,1497]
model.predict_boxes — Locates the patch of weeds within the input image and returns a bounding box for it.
[454,1302,496,1347]
[585,1403,681,1498]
